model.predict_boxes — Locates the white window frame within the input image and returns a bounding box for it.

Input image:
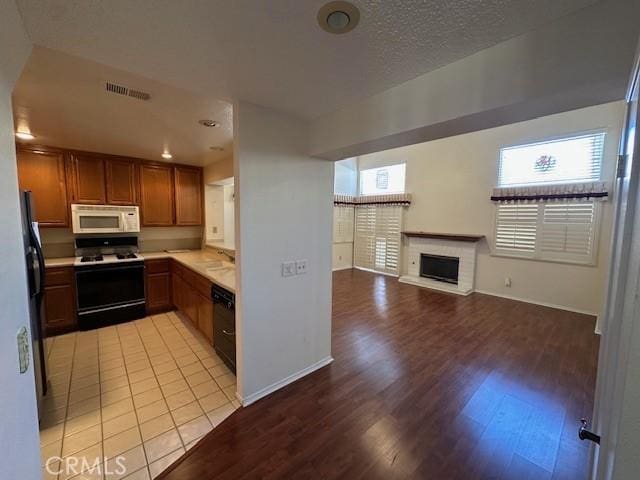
[497,130,606,187]
[493,131,606,266]
[358,163,406,196]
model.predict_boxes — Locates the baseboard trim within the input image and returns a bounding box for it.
[474,289,598,318]
[238,356,334,407]
[332,266,353,272]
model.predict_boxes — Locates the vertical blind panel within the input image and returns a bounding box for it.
[498,132,605,186]
[495,203,539,253]
[354,205,402,274]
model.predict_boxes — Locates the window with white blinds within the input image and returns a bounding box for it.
[494,200,600,264]
[498,132,605,186]
[333,205,354,243]
[354,205,402,274]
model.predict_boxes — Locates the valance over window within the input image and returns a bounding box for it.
[490,181,609,203]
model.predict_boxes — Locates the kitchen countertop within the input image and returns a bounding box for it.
[45,249,236,293]
[205,241,236,253]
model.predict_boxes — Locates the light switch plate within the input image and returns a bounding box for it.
[17,327,29,374]
[296,259,308,275]
[282,261,296,277]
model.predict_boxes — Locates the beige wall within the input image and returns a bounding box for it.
[204,154,233,184]
[359,101,625,316]
[0,1,41,478]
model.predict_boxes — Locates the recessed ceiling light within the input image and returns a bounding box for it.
[199,120,220,128]
[318,1,360,34]
[209,146,225,152]
[15,131,35,140]
[161,152,173,160]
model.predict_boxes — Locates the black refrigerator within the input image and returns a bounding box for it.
[20,190,48,418]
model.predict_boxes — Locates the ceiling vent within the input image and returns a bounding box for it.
[105,82,151,101]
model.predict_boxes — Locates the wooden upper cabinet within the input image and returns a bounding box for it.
[17,147,70,227]
[174,167,203,225]
[106,158,137,205]
[140,164,175,226]
[70,153,106,204]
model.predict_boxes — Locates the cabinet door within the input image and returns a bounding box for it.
[185,287,199,326]
[70,153,106,204]
[198,294,214,345]
[106,158,137,205]
[146,272,171,313]
[140,164,174,226]
[174,167,202,225]
[17,148,70,227]
[43,284,77,335]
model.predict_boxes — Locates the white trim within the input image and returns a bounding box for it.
[474,288,599,318]
[354,266,398,277]
[399,276,472,296]
[237,356,334,407]
[332,266,354,272]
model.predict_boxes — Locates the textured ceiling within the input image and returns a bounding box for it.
[13,47,232,166]
[16,0,599,120]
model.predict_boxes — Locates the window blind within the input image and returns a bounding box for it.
[540,202,597,263]
[495,203,539,254]
[354,205,402,274]
[498,132,605,187]
[494,200,599,264]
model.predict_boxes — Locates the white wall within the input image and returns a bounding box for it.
[234,101,333,404]
[205,185,225,242]
[223,184,235,246]
[310,0,639,161]
[0,1,41,479]
[333,157,358,196]
[358,101,625,316]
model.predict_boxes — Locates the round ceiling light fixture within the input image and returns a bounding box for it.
[161,151,173,160]
[199,119,220,128]
[317,1,360,34]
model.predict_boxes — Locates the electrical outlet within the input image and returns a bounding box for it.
[282,261,296,277]
[504,277,512,287]
[212,226,218,234]
[17,327,29,374]
[296,259,308,275]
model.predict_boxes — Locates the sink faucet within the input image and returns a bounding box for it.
[218,250,235,263]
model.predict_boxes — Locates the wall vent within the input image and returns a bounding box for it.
[105,82,151,101]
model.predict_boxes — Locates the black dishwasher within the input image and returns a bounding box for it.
[212,284,236,374]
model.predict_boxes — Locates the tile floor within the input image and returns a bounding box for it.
[40,311,239,480]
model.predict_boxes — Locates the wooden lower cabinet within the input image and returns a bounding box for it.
[44,267,77,336]
[169,259,214,345]
[145,259,172,314]
[198,294,214,345]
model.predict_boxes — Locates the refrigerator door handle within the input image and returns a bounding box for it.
[29,221,45,298]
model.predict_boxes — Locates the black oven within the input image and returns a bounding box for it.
[75,261,145,330]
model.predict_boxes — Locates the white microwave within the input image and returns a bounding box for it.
[71,204,140,234]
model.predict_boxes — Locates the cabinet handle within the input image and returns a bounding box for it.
[222,329,235,336]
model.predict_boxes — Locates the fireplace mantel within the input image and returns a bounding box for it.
[402,231,485,243]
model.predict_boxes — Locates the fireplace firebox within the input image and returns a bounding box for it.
[420,254,460,285]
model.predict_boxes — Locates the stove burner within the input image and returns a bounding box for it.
[80,255,104,263]
[116,252,138,260]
